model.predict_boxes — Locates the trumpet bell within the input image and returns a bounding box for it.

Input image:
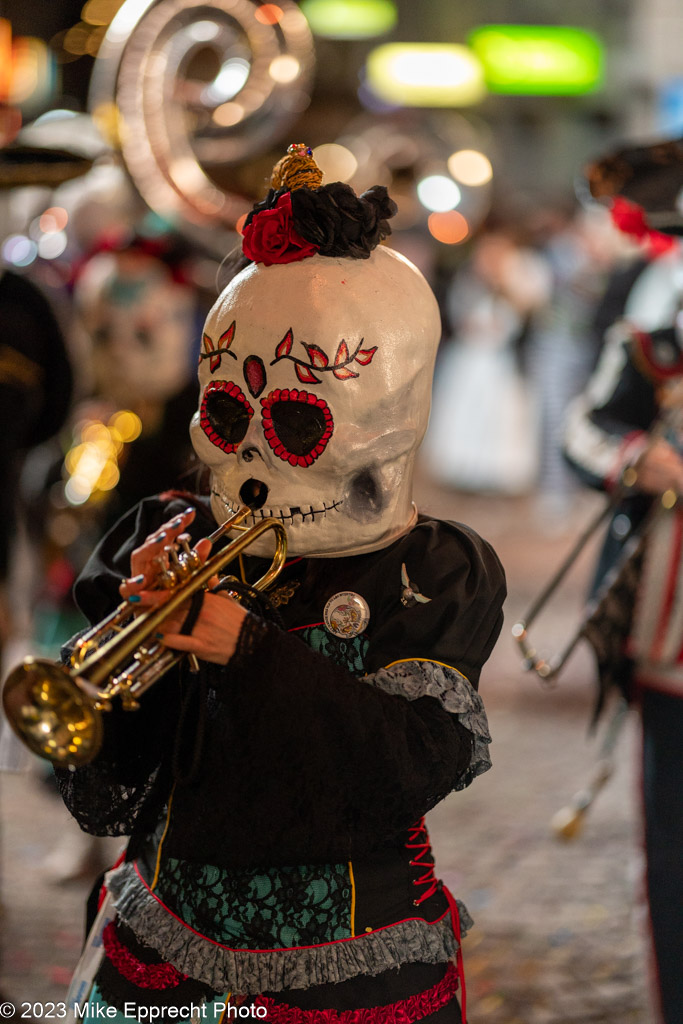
[2,508,287,767]
[3,658,103,767]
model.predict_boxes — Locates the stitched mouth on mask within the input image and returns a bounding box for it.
[212,490,343,525]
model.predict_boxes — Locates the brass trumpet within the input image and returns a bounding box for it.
[2,507,287,767]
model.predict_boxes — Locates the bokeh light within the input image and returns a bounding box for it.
[428,210,469,244]
[212,102,245,127]
[109,410,142,443]
[2,235,38,268]
[38,231,68,260]
[40,207,69,233]
[301,0,397,40]
[447,149,493,187]
[313,143,358,183]
[365,44,486,107]
[62,412,141,506]
[416,175,462,213]
[187,20,221,42]
[0,19,12,101]
[82,0,123,27]
[204,58,251,104]
[255,4,284,25]
[468,25,604,95]
[269,55,301,84]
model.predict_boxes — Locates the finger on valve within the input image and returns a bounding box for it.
[120,510,211,602]
[125,507,198,591]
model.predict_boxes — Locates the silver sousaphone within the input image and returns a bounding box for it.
[88,0,315,256]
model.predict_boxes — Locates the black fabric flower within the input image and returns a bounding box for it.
[241,182,397,263]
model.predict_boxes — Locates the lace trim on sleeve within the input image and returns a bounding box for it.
[365,661,491,789]
[231,610,269,666]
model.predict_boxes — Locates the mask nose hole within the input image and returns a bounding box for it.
[239,478,269,510]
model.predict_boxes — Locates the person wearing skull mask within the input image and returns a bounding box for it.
[56,147,506,1024]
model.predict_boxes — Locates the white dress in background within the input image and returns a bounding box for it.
[423,272,538,494]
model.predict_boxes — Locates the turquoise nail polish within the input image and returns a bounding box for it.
[128,595,141,603]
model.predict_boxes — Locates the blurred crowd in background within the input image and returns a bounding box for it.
[0,0,681,1016]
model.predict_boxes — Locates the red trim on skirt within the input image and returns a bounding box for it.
[253,960,460,1024]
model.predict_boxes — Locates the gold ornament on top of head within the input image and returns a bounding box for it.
[271,143,323,191]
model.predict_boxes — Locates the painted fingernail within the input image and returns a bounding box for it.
[184,507,195,515]
[170,518,183,528]
[156,531,167,542]
[155,632,164,639]
[132,574,145,583]
[128,595,141,603]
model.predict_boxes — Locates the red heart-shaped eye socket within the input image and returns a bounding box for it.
[261,389,334,467]
[200,381,254,453]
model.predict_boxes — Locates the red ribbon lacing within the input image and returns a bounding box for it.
[102,921,188,990]
[406,818,439,907]
[406,818,467,1024]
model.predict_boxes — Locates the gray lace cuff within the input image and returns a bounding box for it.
[365,660,492,789]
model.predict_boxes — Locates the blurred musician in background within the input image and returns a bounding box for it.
[20,230,204,882]
[563,137,683,1024]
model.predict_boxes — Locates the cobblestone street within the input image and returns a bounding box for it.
[0,482,657,1023]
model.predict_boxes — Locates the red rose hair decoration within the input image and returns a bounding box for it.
[242,192,319,267]
[238,143,397,268]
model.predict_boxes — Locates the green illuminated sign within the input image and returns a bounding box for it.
[468,25,603,95]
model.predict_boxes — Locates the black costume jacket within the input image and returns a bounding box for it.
[57,494,505,1007]
[564,319,683,705]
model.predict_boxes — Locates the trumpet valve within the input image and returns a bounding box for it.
[110,668,141,710]
[153,554,177,589]
[164,539,200,583]
[178,533,202,573]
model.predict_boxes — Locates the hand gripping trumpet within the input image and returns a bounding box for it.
[2,508,287,768]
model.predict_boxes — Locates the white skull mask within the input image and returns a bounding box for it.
[190,246,441,557]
